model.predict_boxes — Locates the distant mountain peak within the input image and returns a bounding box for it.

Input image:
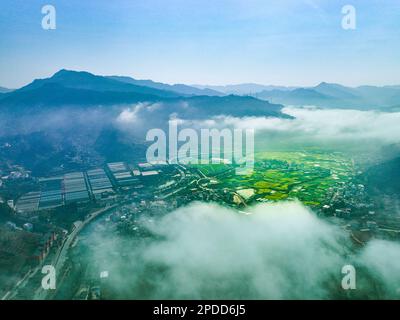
[51,69,97,79]
[0,86,14,93]
[315,82,344,88]
[108,75,223,96]
[53,68,70,75]
[2,69,184,104]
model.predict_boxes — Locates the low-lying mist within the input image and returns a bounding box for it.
[114,104,400,156]
[2,103,400,151]
[80,201,400,299]
[2,103,400,174]
[180,106,400,154]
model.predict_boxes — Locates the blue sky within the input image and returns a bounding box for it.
[0,0,399,88]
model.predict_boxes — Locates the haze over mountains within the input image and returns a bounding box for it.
[197,82,400,110]
[0,70,286,174]
[0,70,284,119]
[108,76,223,96]
[1,70,400,112]
[193,83,297,95]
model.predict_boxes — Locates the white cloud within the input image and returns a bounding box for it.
[358,240,400,295]
[116,103,144,124]
[80,201,400,299]
[189,107,400,146]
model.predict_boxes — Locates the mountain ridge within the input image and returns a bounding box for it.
[0,70,288,120]
[254,82,400,109]
[108,75,223,96]
[15,69,181,98]
[195,81,400,109]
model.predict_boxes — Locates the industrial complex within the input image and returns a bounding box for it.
[15,162,161,216]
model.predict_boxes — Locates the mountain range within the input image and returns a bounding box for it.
[1,70,400,114]
[108,76,223,96]
[16,69,181,97]
[0,70,287,174]
[0,70,285,119]
[197,82,400,109]
[256,82,400,109]
[193,83,296,95]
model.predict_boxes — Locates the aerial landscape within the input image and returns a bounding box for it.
[1,0,400,303]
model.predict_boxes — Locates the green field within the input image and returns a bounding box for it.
[199,150,355,208]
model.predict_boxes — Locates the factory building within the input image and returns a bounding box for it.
[87,168,114,200]
[32,231,58,264]
[15,160,165,215]
[63,172,90,205]
[138,162,154,171]
[16,192,41,215]
[107,162,139,187]
[141,170,161,185]
[39,177,63,209]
